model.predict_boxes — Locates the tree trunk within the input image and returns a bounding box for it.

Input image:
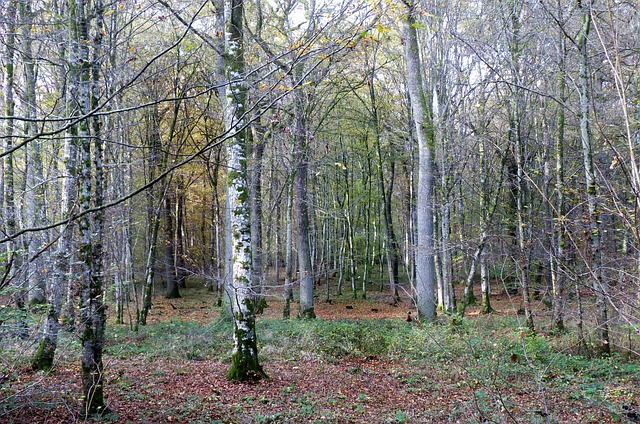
[32,103,78,370]
[2,0,25,329]
[404,0,436,321]
[140,106,165,326]
[507,2,534,331]
[75,0,107,414]
[175,177,188,288]
[250,112,266,313]
[224,0,266,381]
[20,0,46,307]
[552,13,567,332]
[368,57,401,303]
[164,185,180,299]
[294,83,315,319]
[577,2,610,356]
[283,176,294,319]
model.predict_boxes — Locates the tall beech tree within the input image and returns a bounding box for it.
[403,0,436,321]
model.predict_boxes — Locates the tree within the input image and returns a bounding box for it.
[2,0,21,314]
[223,0,266,381]
[576,0,610,356]
[71,0,108,414]
[20,0,47,307]
[403,0,436,321]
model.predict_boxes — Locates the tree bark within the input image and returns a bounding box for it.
[20,0,46,307]
[577,1,610,356]
[224,0,266,381]
[552,8,567,332]
[294,83,315,319]
[75,0,107,414]
[164,185,180,299]
[250,111,266,312]
[2,0,24,322]
[404,0,436,321]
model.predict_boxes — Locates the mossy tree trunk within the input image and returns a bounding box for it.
[75,0,107,415]
[224,0,266,381]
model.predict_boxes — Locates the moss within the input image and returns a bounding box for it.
[255,297,268,314]
[227,349,267,381]
[299,307,316,320]
[466,289,477,306]
[481,298,493,315]
[227,298,267,381]
[31,337,55,371]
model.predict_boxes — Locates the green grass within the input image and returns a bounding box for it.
[2,308,639,422]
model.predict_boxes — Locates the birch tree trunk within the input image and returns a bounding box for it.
[404,0,436,321]
[224,0,266,381]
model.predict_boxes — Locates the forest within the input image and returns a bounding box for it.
[1,0,639,422]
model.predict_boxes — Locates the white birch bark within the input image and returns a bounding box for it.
[223,0,265,380]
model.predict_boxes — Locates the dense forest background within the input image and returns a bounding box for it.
[1,0,639,421]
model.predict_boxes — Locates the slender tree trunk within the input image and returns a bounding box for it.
[140,107,165,326]
[440,201,456,312]
[507,2,534,330]
[577,2,610,356]
[175,177,187,288]
[3,0,24,323]
[20,0,46,307]
[362,156,372,300]
[32,105,78,370]
[283,176,294,319]
[164,186,180,299]
[250,113,266,312]
[368,57,400,303]
[404,1,436,321]
[293,83,315,319]
[552,13,567,332]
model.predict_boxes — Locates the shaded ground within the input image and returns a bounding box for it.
[1,283,639,423]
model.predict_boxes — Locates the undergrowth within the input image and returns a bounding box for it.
[2,312,639,422]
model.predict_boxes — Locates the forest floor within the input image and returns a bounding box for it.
[1,281,639,423]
